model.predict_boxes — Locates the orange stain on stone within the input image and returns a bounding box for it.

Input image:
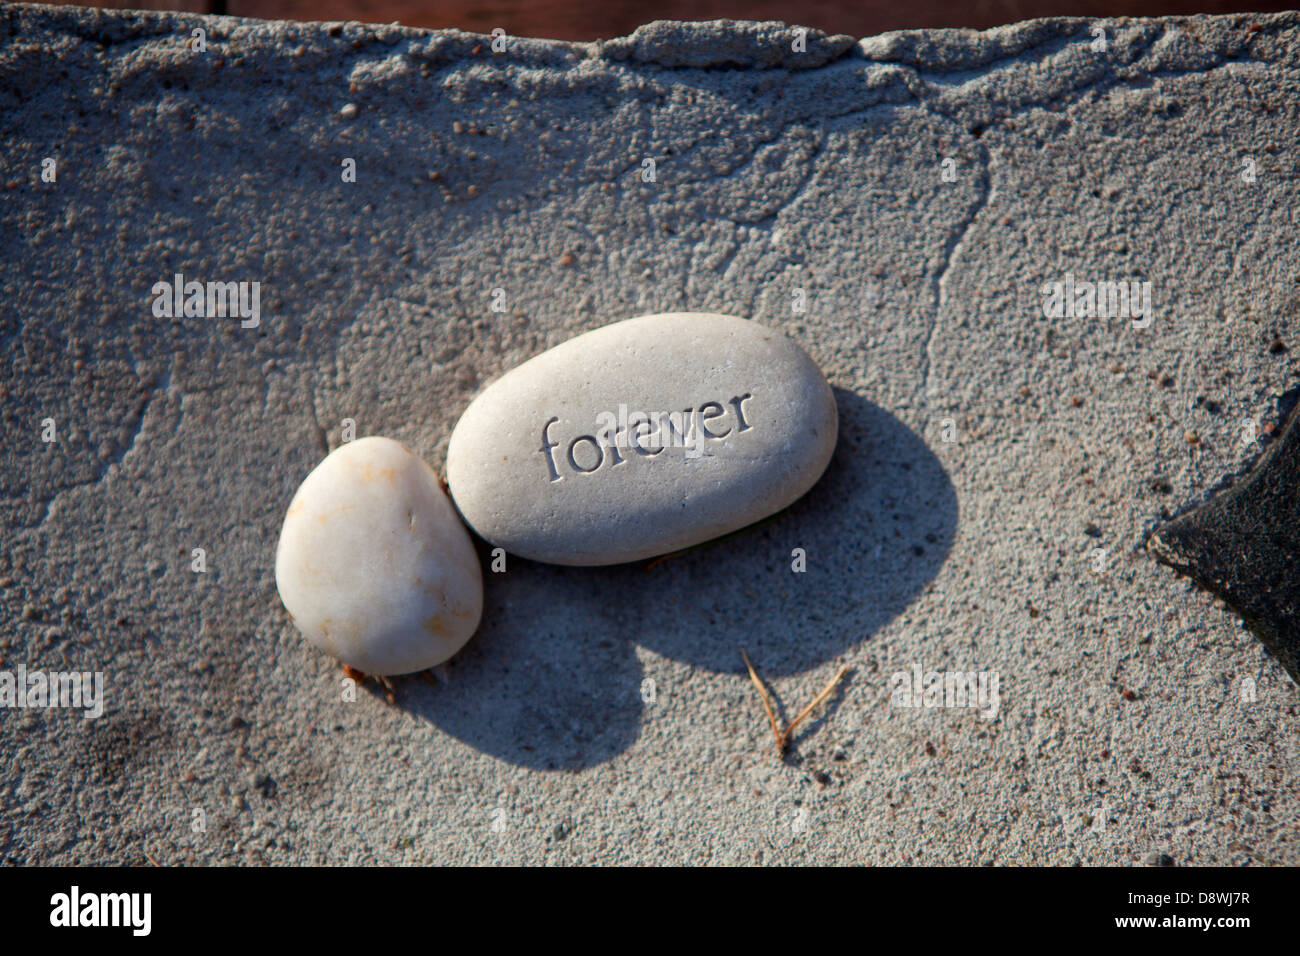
[313,503,357,524]
[424,614,454,637]
[358,461,398,485]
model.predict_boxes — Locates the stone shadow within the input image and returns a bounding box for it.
[398,387,958,769]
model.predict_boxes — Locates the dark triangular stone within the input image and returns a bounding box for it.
[1147,396,1300,685]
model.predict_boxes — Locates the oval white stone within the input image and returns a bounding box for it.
[446,312,838,566]
[275,436,483,675]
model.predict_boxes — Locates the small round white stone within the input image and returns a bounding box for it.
[275,436,483,675]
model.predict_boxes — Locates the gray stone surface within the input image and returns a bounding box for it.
[2,3,1299,864]
[445,312,838,565]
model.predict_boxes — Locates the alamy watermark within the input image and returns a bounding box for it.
[151,272,261,328]
[890,663,999,719]
[1,664,104,718]
[1041,273,1152,329]
[50,886,150,935]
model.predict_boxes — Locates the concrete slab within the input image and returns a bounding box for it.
[1,3,1298,864]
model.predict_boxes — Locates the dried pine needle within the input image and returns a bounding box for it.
[741,650,851,758]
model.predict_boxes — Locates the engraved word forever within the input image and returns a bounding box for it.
[539,394,754,481]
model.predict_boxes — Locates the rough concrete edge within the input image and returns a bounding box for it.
[857,10,1300,70]
[6,3,1299,72]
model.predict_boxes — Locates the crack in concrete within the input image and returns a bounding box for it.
[308,379,329,456]
[847,29,1283,412]
[920,138,994,405]
[710,239,743,282]
[26,364,174,534]
[610,32,1267,380]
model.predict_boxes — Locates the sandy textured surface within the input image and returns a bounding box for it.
[2,3,1298,865]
